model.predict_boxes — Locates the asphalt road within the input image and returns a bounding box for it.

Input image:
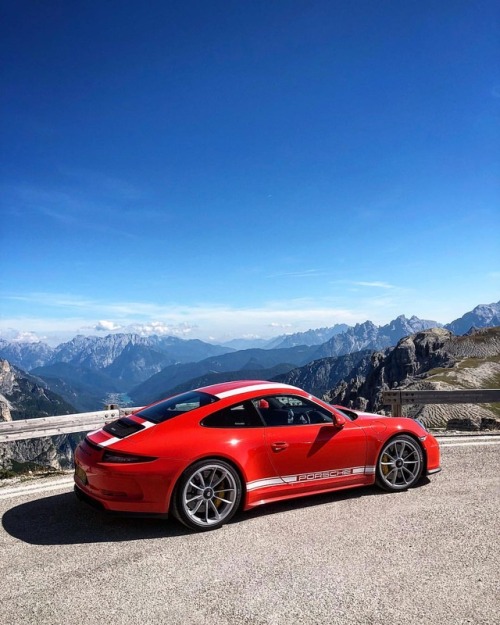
[1,438,499,625]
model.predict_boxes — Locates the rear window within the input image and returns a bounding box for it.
[136,391,218,424]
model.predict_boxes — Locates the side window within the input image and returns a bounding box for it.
[201,402,263,428]
[253,395,334,426]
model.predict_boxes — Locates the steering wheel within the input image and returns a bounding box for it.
[294,411,310,424]
[305,410,326,424]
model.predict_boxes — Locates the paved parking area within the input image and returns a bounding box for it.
[1,440,499,625]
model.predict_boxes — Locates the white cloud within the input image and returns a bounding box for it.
[11,287,473,346]
[352,281,395,289]
[81,320,197,338]
[0,296,369,346]
[0,329,44,343]
[267,269,327,279]
[124,321,197,337]
[93,320,123,332]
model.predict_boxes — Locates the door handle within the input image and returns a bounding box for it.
[271,441,289,452]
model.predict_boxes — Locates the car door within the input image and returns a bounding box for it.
[255,395,369,494]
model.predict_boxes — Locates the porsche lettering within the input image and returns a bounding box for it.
[297,468,355,482]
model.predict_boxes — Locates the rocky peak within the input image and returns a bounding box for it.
[386,328,453,380]
[312,316,438,360]
[0,340,54,371]
[446,301,500,335]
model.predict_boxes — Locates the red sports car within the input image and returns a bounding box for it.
[74,380,441,531]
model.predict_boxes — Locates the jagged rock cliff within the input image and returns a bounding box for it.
[0,360,79,473]
[324,327,500,430]
[273,350,374,397]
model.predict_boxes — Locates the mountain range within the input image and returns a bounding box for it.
[0,301,498,413]
[0,333,231,376]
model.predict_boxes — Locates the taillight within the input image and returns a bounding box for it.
[101,450,157,464]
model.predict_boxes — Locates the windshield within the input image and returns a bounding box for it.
[136,391,218,424]
[333,407,357,421]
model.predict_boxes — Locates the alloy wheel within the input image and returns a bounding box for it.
[176,460,241,530]
[377,436,423,491]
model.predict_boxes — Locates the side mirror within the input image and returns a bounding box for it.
[334,413,346,428]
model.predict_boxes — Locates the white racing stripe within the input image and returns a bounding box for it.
[247,466,375,492]
[246,477,284,491]
[99,436,121,447]
[215,382,300,400]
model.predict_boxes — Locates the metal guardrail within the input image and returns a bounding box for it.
[0,407,141,443]
[382,389,500,416]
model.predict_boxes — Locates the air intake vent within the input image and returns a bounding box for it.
[102,417,145,439]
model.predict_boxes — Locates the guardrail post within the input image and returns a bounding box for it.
[381,391,402,416]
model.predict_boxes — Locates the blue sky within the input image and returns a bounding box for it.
[1,1,499,345]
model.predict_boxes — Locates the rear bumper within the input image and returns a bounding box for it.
[74,484,105,510]
[74,485,169,519]
[74,440,177,514]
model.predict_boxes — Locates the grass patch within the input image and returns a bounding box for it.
[0,468,17,479]
[424,355,500,387]
[485,403,500,418]
[455,327,500,344]
[485,372,500,387]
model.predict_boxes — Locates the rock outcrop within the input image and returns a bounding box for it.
[324,327,500,430]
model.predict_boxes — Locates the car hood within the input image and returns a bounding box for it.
[333,406,389,421]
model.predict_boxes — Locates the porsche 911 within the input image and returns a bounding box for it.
[74,380,441,531]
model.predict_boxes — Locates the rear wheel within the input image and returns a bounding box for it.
[172,459,242,531]
[376,435,423,491]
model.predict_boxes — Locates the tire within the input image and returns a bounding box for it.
[376,435,424,492]
[172,459,242,531]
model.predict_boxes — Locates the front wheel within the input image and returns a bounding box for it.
[376,435,423,492]
[172,459,242,531]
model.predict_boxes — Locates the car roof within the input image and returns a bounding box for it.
[196,380,303,399]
